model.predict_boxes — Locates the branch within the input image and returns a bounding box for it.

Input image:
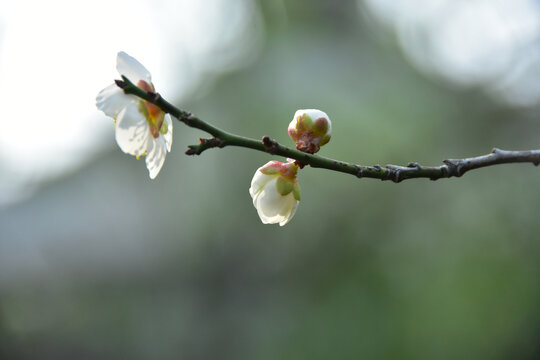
[117,77,540,182]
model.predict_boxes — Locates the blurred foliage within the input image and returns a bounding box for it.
[1,0,540,359]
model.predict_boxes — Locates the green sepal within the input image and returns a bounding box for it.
[276,176,294,196]
[319,134,331,146]
[298,114,313,131]
[138,100,150,121]
[313,118,329,135]
[292,183,301,201]
[159,117,168,135]
[260,167,280,176]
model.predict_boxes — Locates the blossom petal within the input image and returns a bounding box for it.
[254,179,298,224]
[96,84,136,118]
[115,103,150,157]
[249,171,272,201]
[145,136,167,179]
[163,114,173,152]
[279,199,299,226]
[116,51,151,84]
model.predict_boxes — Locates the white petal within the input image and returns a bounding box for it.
[115,103,150,156]
[249,171,272,200]
[295,109,329,122]
[279,199,299,226]
[96,84,136,118]
[145,136,167,179]
[163,114,173,152]
[116,51,151,84]
[254,179,298,225]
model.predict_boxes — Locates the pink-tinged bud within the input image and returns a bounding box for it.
[249,161,300,226]
[288,109,332,154]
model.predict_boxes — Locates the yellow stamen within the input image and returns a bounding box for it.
[136,152,147,160]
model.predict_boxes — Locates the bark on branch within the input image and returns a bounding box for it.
[117,76,540,182]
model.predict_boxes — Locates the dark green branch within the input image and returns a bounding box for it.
[117,77,540,182]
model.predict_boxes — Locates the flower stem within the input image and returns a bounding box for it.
[117,77,540,182]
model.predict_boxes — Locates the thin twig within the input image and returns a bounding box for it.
[118,77,540,182]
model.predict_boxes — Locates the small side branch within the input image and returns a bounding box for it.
[186,138,225,155]
[117,78,540,182]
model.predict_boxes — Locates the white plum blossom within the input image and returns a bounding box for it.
[96,52,173,179]
[249,161,301,226]
[288,109,331,154]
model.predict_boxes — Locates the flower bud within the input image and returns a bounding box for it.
[249,161,300,226]
[288,109,332,154]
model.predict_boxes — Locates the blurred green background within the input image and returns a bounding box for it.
[2,1,540,359]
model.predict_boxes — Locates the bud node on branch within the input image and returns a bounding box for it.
[262,136,279,154]
[114,79,127,89]
[148,91,161,102]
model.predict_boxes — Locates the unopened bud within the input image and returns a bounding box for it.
[288,109,332,154]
